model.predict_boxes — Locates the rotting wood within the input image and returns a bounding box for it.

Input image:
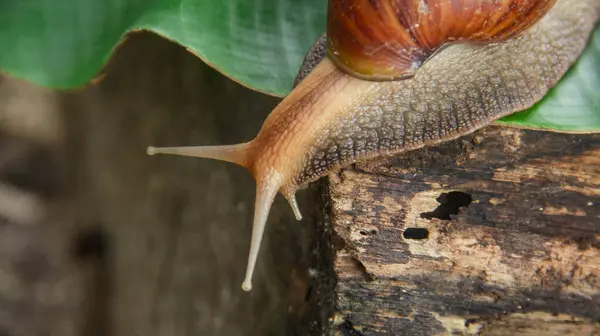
[327,126,600,335]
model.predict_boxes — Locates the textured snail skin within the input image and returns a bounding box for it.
[147,0,600,291]
[327,0,558,80]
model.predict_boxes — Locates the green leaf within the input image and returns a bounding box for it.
[495,24,600,132]
[0,1,598,131]
[0,0,155,90]
[0,0,326,96]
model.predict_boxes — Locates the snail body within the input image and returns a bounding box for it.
[147,0,600,291]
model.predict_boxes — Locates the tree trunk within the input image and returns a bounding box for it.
[327,126,600,335]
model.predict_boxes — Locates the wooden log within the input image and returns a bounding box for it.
[327,126,600,335]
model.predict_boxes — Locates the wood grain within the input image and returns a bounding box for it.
[328,126,600,335]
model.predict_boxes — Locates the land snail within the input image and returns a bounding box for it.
[147,0,600,291]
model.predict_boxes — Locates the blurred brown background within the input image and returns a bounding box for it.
[0,32,332,336]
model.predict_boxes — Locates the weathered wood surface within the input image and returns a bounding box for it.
[328,126,600,335]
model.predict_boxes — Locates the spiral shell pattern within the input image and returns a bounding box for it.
[327,0,558,80]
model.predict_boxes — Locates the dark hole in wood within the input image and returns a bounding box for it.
[420,191,472,220]
[305,285,313,302]
[403,228,429,240]
[465,318,478,327]
[71,226,111,336]
[72,226,108,261]
[359,229,378,236]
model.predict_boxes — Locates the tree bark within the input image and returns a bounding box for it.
[327,126,600,335]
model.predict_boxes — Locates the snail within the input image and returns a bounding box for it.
[147,0,600,291]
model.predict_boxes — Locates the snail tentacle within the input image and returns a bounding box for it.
[147,0,600,291]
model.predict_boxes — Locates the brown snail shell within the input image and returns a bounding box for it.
[326,0,558,80]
